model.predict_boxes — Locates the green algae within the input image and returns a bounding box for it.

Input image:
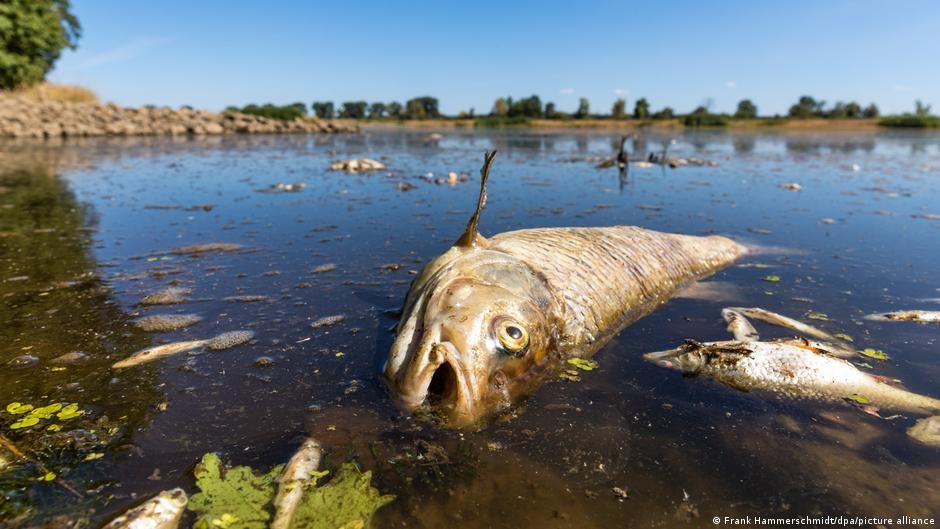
[289,463,395,529]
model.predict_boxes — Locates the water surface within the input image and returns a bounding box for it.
[1,130,939,527]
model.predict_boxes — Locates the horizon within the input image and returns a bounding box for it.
[48,0,940,116]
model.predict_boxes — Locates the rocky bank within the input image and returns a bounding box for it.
[0,96,357,138]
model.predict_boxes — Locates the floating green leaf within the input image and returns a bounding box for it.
[762,275,781,283]
[37,472,56,482]
[6,402,33,415]
[807,312,829,321]
[846,394,871,405]
[188,453,283,529]
[834,333,854,342]
[10,416,39,429]
[30,403,62,419]
[83,452,104,461]
[858,348,889,361]
[567,358,598,371]
[56,403,84,420]
[753,263,770,269]
[558,370,581,382]
[289,463,395,529]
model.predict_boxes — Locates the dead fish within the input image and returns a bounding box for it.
[102,488,188,529]
[780,182,802,191]
[140,287,191,306]
[330,158,385,172]
[258,182,305,193]
[645,338,940,415]
[908,416,940,447]
[310,315,346,328]
[112,331,254,369]
[223,295,269,303]
[133,314,203,332]
[271,438,322,529]
[310,263,337,274]
[384,151,747,427]
[170,243,243,255]
[865,310,940,324]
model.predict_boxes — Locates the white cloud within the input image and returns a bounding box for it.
[613,88,629,96]
[893,84,910,92]
[726,81,737,89]
[71,37,171,71]
[559,88,575,95]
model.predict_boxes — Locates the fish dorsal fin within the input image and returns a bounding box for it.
[455,150,497,248]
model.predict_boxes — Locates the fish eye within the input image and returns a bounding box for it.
[496,319,529,357]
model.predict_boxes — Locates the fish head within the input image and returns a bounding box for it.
[643,340,708,374]
[385,248,559,427]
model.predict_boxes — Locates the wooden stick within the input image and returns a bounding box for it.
[0,433,83,498]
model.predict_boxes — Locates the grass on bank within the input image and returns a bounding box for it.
[878,115,940,128]
[0,83,99,104]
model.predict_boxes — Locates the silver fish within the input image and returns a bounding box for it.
[112,330,254,369]
[101,488,188,529]
[385,151,746,426]
[645,338,940,415]
[865,310,940,323]
[271,438,322,529]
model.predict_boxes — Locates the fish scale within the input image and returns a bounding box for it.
[491,227,746,351]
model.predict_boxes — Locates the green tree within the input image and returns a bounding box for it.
[508,95,542,118]
[492,97,508,117]
[843,101,862,118]
[652,107,674,119]
[862,103,879,118]
[312,101,334,119]
[611,98,626,119]
[404,96,439,119]
[0,0,81,89]
[575,97,590,119]
[387,101,402,118]
[288,102,307,115]
[734,99,758,119]
[544,101,557,118]
[633,98,650,119]
[340,101,368,119]
[915,100,932,117]
[368,102,386,118]
[788,95,826,118]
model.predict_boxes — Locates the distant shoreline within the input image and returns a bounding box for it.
[358,117,911,131]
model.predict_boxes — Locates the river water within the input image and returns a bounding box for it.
[1,129,938,527]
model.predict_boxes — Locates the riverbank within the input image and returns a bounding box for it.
[0,96,357,138]
[359,117,895,131]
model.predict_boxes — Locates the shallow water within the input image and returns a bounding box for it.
[1,129,939,527]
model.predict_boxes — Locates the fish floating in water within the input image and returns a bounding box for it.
[101,488,188,529]
[112,330,254,369]
[271,438,322,529]
[865,310,940,324]
[384,151,747,427]
[645,308,940,415]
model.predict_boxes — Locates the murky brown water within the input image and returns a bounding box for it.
[1,130,939,527]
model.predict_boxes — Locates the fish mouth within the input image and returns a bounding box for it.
[389,340,478,425]
[643,349,678,369]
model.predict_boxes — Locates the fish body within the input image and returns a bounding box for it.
[866,310,940,323]
[385,151,746,426]
[112,331,254,368]
[271,438,322,529]
[102,488,188,529]
[645,339,940,415]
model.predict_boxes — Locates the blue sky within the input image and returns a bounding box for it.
[49,0,940,115]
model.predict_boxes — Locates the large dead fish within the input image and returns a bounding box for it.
[102,488,188,529]
[384,151,747,426]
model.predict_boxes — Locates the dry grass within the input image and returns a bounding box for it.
[3,83,99,104]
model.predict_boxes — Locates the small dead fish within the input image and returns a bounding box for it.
[724,307,855,357]
[258,182,305,193]
[722,308,759,341]
[330,158,385,172]
[170,243,243,255]
[780,182,802,191]
[223,295,269,303]
[112,331,254,369]
[141,287,191,306]
[310,263,337,274]
[908,416,940,447]
[645,339,940,415]
[310,315,346,329]
[133,314,203,332]
[102,488,188,529]
[271,438,322,529]
[865,310,940,324]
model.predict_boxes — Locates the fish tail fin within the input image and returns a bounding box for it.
[455,150,496,248]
